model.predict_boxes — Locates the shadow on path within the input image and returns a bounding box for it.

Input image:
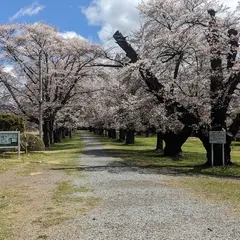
[50,133,240,179]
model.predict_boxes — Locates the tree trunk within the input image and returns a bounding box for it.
[162,126,192,158]
[111,129,117,139]
[49,119,54,145]
[108,129,112,138]
[119,129,126,141]
[98,128,104,136]
[104,129,108,137]
[146,130,149,138]
[54,129,62,143]
[125,130,135,144]
[43,121,50,147]
[69,128,72,138]
[65,128,69,137]
[61,127,65,139]
[156,133,163,151]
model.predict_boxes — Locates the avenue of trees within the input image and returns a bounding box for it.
[0,0,240,167]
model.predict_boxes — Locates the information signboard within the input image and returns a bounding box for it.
[209,131,226,144]
[0,131,20,159]
[209,131,226,166]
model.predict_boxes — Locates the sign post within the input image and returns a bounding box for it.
[0,131,20,159]
[209,131,226,167]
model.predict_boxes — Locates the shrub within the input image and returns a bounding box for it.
[0,113,25,132]
[20,133,45,152]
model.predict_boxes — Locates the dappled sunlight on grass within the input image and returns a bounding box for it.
[98,134,240,178]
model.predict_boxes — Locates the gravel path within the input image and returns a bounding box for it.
[66,132,240,240]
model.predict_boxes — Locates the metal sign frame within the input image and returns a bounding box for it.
[209,131,226,167]
[209,131,226,144]
[0,131,20,159]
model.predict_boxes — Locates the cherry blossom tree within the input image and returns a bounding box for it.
[114,0,240,165]
[0,23,103,146]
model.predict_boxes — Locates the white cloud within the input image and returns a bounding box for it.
[58,31,86,40]
[82,0,141,44]
[9,2,45,21]
[224,0,238,9]
[2,65,16,77]
[83,0,239,46]
[3,65,14,74]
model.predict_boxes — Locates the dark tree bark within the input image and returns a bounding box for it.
[43,120,50,147]
[156,133,163,151]
[54,128,62,143]
[119,129,126,141]
[61,127,66,139]
[145,130,150,138]
[162,126,192,157]
[98,127,104,136]
[111,129,117,139]
[49,119,54,145]
[69,128,72,138]
[108,129,112,138]
[125,130,135,144]
[64,128,69,137]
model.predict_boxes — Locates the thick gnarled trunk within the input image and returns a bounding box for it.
[111,129,117,139]
[125,130,135,144]
[108,129,112,138]
[119,129,126,142]
[54,128,62,143]
[98,127,104,136]
[162,126,192,158]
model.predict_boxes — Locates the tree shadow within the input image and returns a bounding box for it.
[78,140,240,179]
[233,142,240,147]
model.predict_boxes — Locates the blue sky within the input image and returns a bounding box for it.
[0,0,101,42]
[0,0,237,45]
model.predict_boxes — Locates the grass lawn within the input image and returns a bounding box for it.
[0,131,84,174]
[98,135,240,178]
[0,131,99,240]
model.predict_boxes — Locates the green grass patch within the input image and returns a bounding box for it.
[0,131,86,237]
[168,176,240,215]
[19,132,84,176]
[0,132,83,175]
[37,234,48,239]
[53,181,91,204]
[35,180,101,228]
[98,135,240,178]
[0,153,22,174]
[0,186,27,240]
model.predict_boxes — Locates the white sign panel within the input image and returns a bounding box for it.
[0,131,20,159]
[209,131,226,144]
